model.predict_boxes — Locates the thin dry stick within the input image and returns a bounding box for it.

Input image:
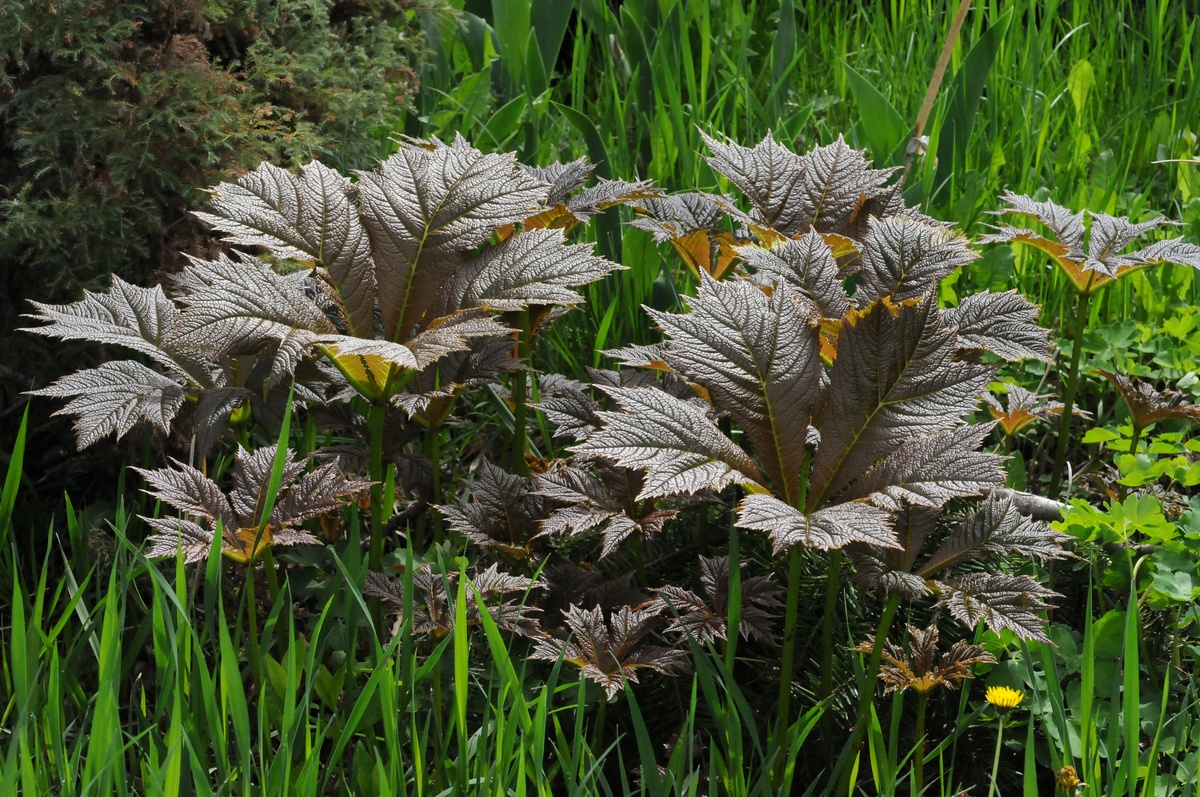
[905,0,974,171]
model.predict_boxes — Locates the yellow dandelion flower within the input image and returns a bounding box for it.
[985,685,1026,797]
[985,685,1024,711]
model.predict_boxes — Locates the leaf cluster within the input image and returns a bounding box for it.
[578,132,1066,640]
[138,444,371,564]
[24,137,640,461]
[983,191,1200,295]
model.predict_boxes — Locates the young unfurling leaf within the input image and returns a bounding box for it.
[856,623,995,695]
[530,604,689,699]
[534,464,677,559]
[1097,370,1200,437]
[652,555,784,646]
[138,444,370,564]
[983,190,1200,295]
[365,564,543,640]
[437,461,544,559]
[985,384,1083,437]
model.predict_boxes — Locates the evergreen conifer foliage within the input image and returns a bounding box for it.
[1,0,426,380]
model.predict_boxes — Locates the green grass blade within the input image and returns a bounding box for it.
[843,61,906,165]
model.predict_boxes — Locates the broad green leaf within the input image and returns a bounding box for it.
[1068,59,1095,118]
[842,61,906,166]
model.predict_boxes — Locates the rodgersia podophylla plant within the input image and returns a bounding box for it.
[23,136,654,569]
[982,192,1200,497]
[529,603,691,700]
[137,443,371,565]
[24,129,1094,773]
[567,131,1069,731]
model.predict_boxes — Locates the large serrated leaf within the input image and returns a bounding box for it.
[700,130,808,233]
[30,361,186,449]
[142,517,222,564]
[840,424,1005,509]
[856,217,977,304]
[736,494,897,553]
[229,444,307,526]
[934,572,1059,643]
[850,505,939,599]
[437,461,543,556]
[737,232,850,319]
[629,192,727,243]
[920,496,1072,577]
[808,298,994,507]
[988,192,1085,255]
[521,158,593,206]
[944,290,1050,362]
[790,136,900,238]
[535,376,602,441]
[172,254,335,387]
[984,192,1200,293]
[574,386,763,499]
[648,273,821,503]
[534,465,675,558]
[1136,237,1200,269]
[1097,370,1200,432]
[195,160,376,334]
[271,461,373,525]
[1083,213,1175,276]
[21,276,182,371]
[455,228,621,311]
[530,604,688,699]
[140,443,363,564]
[27,135,627,447]
[134,461,234,526]
[357,137,547,339]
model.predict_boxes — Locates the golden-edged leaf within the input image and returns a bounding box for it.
[808,298,994,507]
